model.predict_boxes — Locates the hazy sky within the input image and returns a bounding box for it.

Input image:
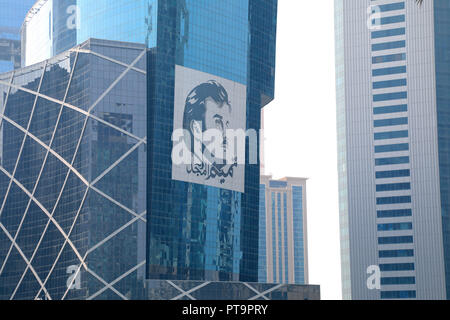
[264,0,341,300]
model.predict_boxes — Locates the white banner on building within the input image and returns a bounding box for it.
[172,65,247,193]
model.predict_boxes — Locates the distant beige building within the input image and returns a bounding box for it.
[259,175,309,284]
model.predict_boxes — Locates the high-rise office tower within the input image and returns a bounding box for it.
[0,0,320,300]
[258,175,308,285]
[0,0,36,72]
[336,0,450,299]
[0,38,148,300]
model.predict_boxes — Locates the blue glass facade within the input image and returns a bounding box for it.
[146,0,277,282]
[257,184,266,282]
[52,0,77,55]
[434,0,450,299]
[0,0,36,72]
[258,178,307,285]
[337,0,450,300]
[283,193,288,283]
[21,0,158,66]
[277,193,281,282]
[0,39,147,299]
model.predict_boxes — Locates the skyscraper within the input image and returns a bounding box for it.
[0,38,148,300]
[336,0,450,299]
[0,0,36,72]
[0,0,320,300]
[258,175,308,285]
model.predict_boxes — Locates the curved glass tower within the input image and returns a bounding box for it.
[0,0,281,299]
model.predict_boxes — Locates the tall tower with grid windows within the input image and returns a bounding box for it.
[336,0,450,299]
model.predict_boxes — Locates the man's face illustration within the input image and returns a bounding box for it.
[173,66,247,192]
[203,98,232,160]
